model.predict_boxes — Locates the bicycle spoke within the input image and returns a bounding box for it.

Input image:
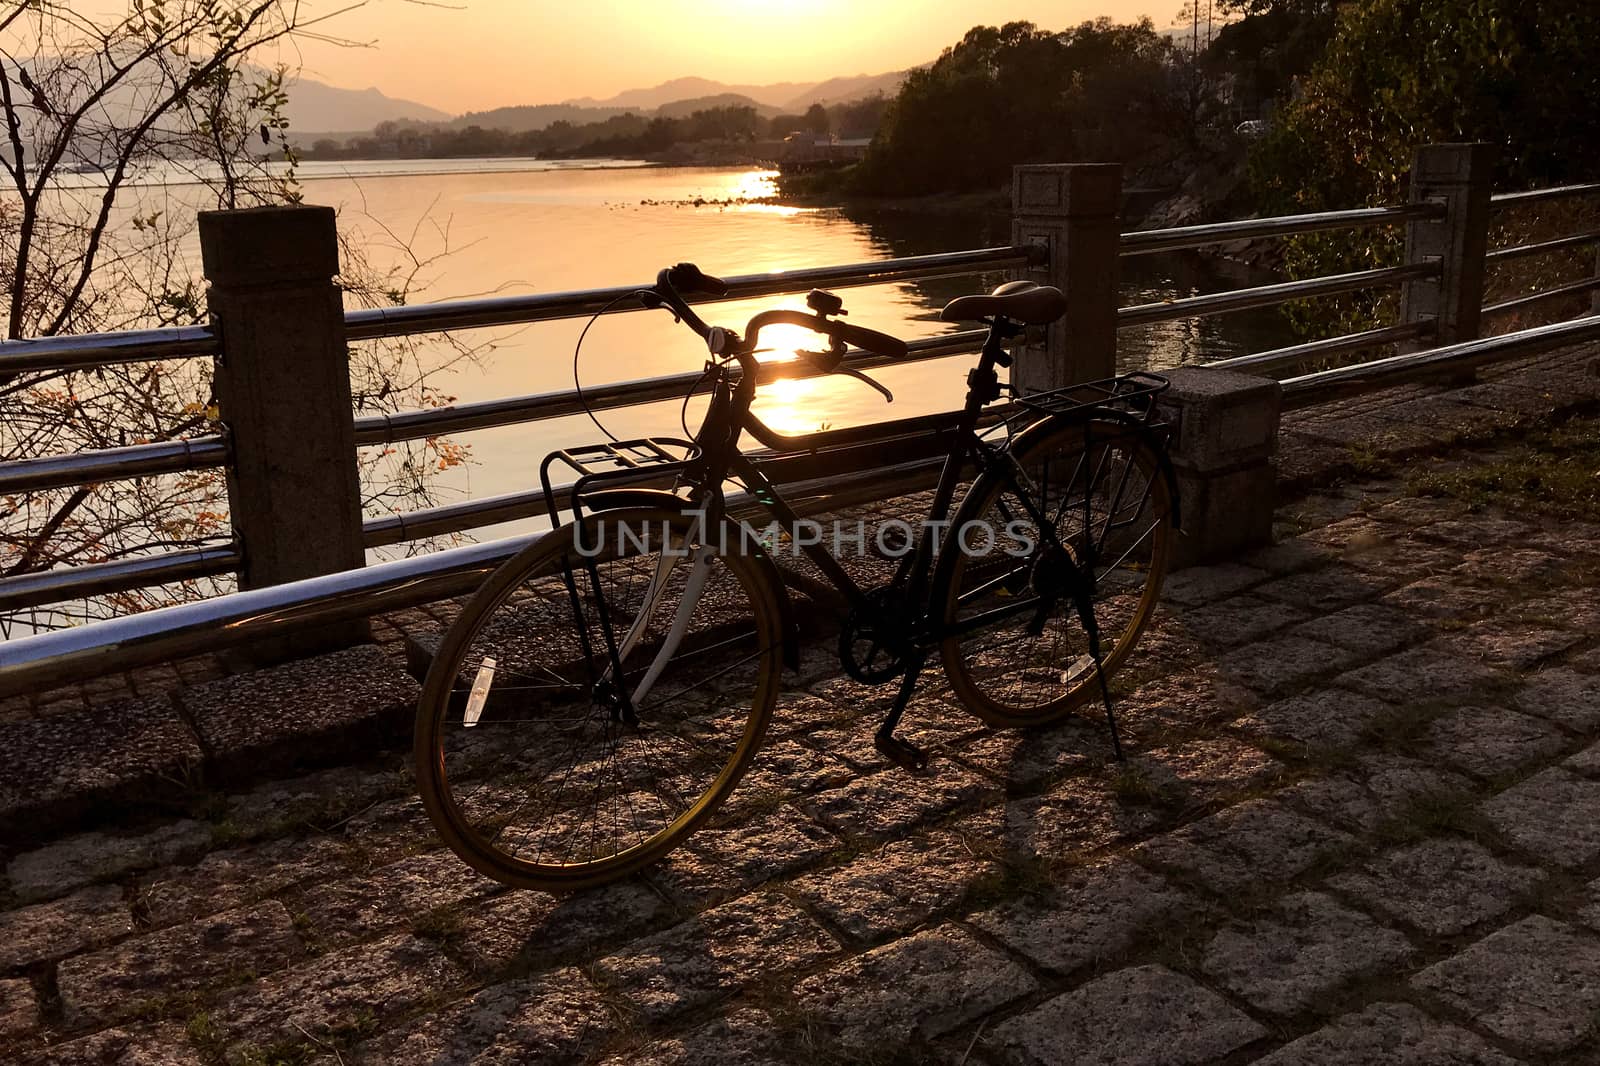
[418,507,778,887]
[943,428,1171,726]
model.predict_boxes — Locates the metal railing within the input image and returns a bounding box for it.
[1282,312,1600,408]
[0,436,229,495]
[1117,262,1439,329]
[4,153,1600,694]
[345,248,1036,341]
[0,324,217,375]
[1482,182,1600,320]
[0,248,1019,622]
[352,328,994,447]
[1118,202,1441,256]
[1489,183,1600,209]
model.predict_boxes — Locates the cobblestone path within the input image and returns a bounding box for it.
[5,369,1600,1063]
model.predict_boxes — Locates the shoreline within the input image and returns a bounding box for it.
[778,187,1011,216]
[52,157,670,191]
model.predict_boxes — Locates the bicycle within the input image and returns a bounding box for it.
[414,263,1179,891]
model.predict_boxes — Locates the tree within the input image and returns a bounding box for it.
[850,19,1182,196]
[1,2,476,632]
[802,102,829,136]
[768,113,805,137]
[1248,0,1600,337]
[1254,0,1600,214]
[827,94,889,140]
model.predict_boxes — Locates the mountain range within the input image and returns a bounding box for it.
[289,69,909,136]
[561,70,906,114]
[282,77,450,135]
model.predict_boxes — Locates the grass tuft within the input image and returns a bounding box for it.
[1408,413,1600,520]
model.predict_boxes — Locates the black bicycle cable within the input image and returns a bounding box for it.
[677,345,780,440]
[572,290,656,445]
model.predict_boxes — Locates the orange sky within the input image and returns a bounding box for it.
[286,0,1180,114]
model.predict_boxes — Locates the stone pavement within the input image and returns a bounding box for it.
[4,351,1600,1064]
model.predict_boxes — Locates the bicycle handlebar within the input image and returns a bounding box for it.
[651,263,909,361]
[664,262,729,298]
[741,308,909,363]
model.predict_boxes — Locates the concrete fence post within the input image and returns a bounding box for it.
[1157,366,1282,569]
[1592,242,1600,316]
[1011,163,1122,394]
[1399,142,1496,352]
[200,204,368,650]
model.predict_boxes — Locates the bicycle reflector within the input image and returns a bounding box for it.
[464,657,497,728]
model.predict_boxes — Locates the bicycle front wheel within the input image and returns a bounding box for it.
[414,506,784,891]
[939,420,1174,728]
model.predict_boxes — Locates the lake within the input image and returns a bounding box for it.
[223,161,1289,543]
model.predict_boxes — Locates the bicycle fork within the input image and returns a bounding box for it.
[622,542,716,708]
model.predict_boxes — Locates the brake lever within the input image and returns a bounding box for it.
[795,345,893,403]
[835,365,894,403]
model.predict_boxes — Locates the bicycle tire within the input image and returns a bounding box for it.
[414,506,784,891]
[938,420,1174,728]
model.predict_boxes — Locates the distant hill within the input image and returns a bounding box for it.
[443,104,631,134]
[289,67,911,140]
[655,93,778,119]
[781,70,909,111]
[566,77,813,111]
[283,74,449,133]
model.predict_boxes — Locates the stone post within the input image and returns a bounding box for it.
[1011,163,1122,394]
[1592,242,1600,316]
[1399,143,1496,352]
[1157,366,1282,569]
[200,205,369,649]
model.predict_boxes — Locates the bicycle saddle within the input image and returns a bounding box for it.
[940,281,1067,325]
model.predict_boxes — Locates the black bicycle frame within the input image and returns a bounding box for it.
[667,320,1101,649]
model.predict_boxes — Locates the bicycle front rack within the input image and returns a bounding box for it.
[538,436,700,527]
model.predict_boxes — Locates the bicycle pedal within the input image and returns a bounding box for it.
[874,732,929,773]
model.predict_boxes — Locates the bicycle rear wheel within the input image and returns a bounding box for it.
[414,506,783,891]
[939,420,1174,728]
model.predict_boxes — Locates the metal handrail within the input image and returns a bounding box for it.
[0,324,217,375]
[1117,262,1439,329]
[1206,321,1431,376]
[0,545,241,614]
[1119,202,1442,257]
[0,456,942,696]
[366,401,1009,547]
[0,537,517,696]
[5,180,1596,633]
[0,436,228,494]
[353,329,991,446]
[1486,231,1600,263]
[344,247,1035,341]
[1490,183,1600,209]
[1281,312,1600,409]
[1482,276,1600,317]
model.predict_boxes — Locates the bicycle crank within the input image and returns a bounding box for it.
[839,587,914,684]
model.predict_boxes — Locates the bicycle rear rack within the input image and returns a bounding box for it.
[538,437,700,527]
[1010,371,1169,426]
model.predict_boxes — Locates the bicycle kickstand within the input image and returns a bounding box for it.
[1075,592,1126,762]
[874,655,930,773]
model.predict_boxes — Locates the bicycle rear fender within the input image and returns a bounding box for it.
[577,487,801,673]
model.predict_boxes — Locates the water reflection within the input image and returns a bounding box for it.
[152,163,1295,538]
[836,200,1296,370]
